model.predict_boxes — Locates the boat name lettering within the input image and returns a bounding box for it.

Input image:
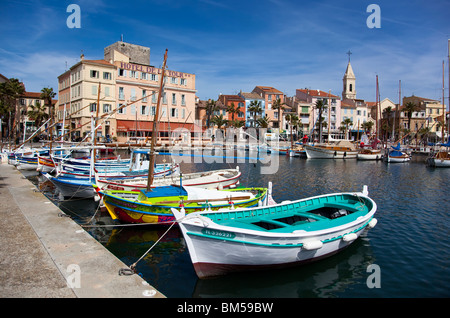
[202,228,235,239]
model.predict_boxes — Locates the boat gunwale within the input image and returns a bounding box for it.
[179,191,377,238]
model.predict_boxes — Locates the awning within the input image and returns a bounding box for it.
[116,120,195,132]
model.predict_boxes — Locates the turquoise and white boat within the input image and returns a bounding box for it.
[173,185,377,279]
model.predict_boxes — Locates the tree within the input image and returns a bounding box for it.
[211,114,228,130]
[226,102,240,127]
[341,117,353,139]
[27,101,49,130]
[40,87,56,139]
[361,121,374,135]
[314,100,327,143]
[205,99,218,128]
[248,100,262,128]
[272,98,286,130]
[0,78,25,144]
[403,102,418,132]
[256,114,270,128]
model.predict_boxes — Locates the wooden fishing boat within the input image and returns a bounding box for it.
[94,167,241,192]
[384,143,410,163]
[357,148,383,160]
[172,185,377,279]
[96,185,270,224]
[44,162,178,199]
[426,149,450,167]
[304,140,358,159]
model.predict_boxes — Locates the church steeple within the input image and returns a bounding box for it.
[342,51,356,100]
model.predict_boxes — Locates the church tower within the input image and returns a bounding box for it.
[342,51,356,100]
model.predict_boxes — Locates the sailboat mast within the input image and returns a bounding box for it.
[147,49,168,191]
[375,75,379,140]
[443,60,445,143]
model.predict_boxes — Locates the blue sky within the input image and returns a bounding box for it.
[1,0,450,106]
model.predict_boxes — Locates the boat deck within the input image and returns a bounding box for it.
[202,194,372,233]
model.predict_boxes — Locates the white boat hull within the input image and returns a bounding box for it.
[428,158,450,167]
[304,145,357,159]
[175,189,377,278]
[357,150,382,160]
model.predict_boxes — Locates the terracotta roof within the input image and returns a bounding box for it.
[240,92,263,100]
[254,86,283,94]
[83,59,115,66]
[296,89,339,98]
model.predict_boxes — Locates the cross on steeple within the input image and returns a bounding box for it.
[346,50,352,62]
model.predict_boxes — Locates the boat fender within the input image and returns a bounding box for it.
[368,218,378,229]
[303,240,323,250]
[342,233,358,242]
[362,185,368,196]
[334,151,337,156]
[344,151,347,157]
[94,194,101,202]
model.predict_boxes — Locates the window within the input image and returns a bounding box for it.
[103,72,111,80]
[171,108,178,118]
[180,78,187,86]
[92,85,97,95]
[141,105,147,115]
[349,84,353,92]
[141,72,148,80]
[105,87,110,97]
[151,74,158,81]
[151,106,156,116]
[268,94,272,101]
[130,71,138,78]
[90,70,99,78]
[172,93,176,105]
[89,103,97,112]
[130,88,136,101]
[119,69,126,77]
[152,91,157,103]
[103,104,112,113]
[162,92,167,104]
[131,105,136,115]
[119,87,125,100]
[142,90,147,102]
[182,108,185,119]
[171,77,177,84]
[181,94,186,106]
[118,103,125,114]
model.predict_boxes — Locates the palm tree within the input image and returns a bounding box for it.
[341,117,353,139]
[272,98,286,130]
[314,100,327,143]
[211,114,228,130]
[226,102,239,127]
[256,114,270,128]
[205,99,218,128]
[0,78,25,144]
[403,102,418,132]
[361,121,374,135]
[27,101,49,130]
[40,87,56,139]
[248,100,262,128]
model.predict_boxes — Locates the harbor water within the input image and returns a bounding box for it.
[29,151,449,298]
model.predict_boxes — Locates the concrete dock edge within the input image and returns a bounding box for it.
[0,162,165,298]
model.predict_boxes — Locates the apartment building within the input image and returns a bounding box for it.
[252,86,287,129]
[296,89,342,134]
[57,41,196,142]
[217,94,245,124]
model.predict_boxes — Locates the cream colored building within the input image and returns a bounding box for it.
[57,42,196,142]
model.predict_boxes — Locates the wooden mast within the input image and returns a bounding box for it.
[147,49,168,191]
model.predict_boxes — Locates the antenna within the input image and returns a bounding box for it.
[121,34,123,42]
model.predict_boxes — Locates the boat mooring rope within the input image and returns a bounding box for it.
[119,221,177,276]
